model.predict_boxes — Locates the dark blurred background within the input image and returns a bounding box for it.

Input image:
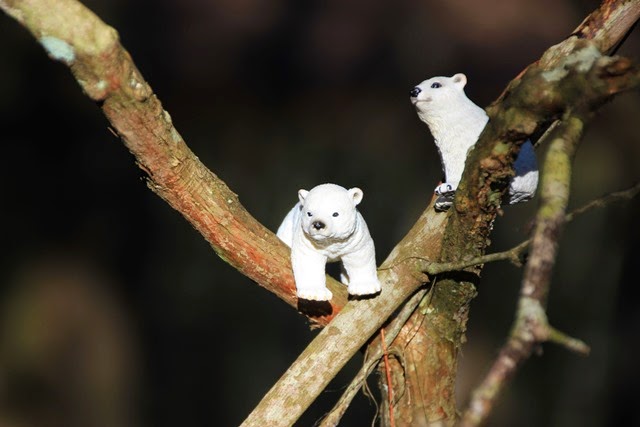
[1,0,639,426]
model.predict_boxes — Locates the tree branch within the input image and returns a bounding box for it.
[572,0,640,55]
[318,180,640,425]
[318,287,430,427]
[446,48,639,260]
[378,2,640,424]
[0,2,451,424]
[385,180,640,278]
[3,0,639,426]
[459,112,593,427]
[565,181,640,221]
[0,0,348,326]
[240,211,451,426]
[242,2,640,424]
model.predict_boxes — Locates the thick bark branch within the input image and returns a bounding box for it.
[458,122,640,427]
[453,58,639,427]
[377,1,640,424]
[0,0,348,326]
[319,288,430,427]
[446,48,639,260]
[0,3,455,424]
[572,0,640,54]
[243,50,640,426]
[2,1,639,426]
[241,209,452,426]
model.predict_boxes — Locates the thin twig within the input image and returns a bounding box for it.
[431,182,640,276]
[424,240,529,274]
[545,325,591,356]
[377,240,528,276]
[381,181,640,279]
[565,181,640,221]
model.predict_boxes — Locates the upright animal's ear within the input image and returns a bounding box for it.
[348,188,363,206]
[298,189,309,204]
[452,73,467,88]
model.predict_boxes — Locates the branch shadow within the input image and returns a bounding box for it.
[297,298,333,317]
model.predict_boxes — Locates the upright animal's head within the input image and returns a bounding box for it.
[298,184,362,242]
[409,73,468,118]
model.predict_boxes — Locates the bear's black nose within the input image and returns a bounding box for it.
[312,221,325,230]
[410,87,421,97]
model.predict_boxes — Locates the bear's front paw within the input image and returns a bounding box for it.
[347,280,381,297]
[297,287,333,301]
[434,183,456,212]
[434,194,455,212]
[434,183,456,196]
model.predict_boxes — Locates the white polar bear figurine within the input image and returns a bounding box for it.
[276,183,381,301]
[410,73,539,211]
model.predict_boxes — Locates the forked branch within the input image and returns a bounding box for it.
[2,1,639,426]
[460,113,593,427]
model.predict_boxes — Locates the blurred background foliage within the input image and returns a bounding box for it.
[0,0,639,426]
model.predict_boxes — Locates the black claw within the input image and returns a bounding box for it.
[434,194,454,212]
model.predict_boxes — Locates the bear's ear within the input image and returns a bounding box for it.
[348,187,363,206]
[298,189,309,204]
[452,73,467,89]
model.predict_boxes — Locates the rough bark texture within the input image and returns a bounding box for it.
[241,204,452,426]
[458,115,586,427]
[371,195,478,426]
[381,1,640,425]
[2,1,639,426]
[0,0,348,327]
[319,288,430,427]
[377,287,471,427]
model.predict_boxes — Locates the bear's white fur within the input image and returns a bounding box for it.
[410,73,538,207]
[277,183,381,301]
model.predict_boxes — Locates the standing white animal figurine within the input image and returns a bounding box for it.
[410,73,538,211]
[277,183,381,301]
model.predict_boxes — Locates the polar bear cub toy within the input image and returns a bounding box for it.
[410,73,538,210]
[277,183,381,301]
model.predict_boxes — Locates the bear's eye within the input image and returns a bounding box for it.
[306,211,312,217]
[332,212,339,217]
[431,82,442,89]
